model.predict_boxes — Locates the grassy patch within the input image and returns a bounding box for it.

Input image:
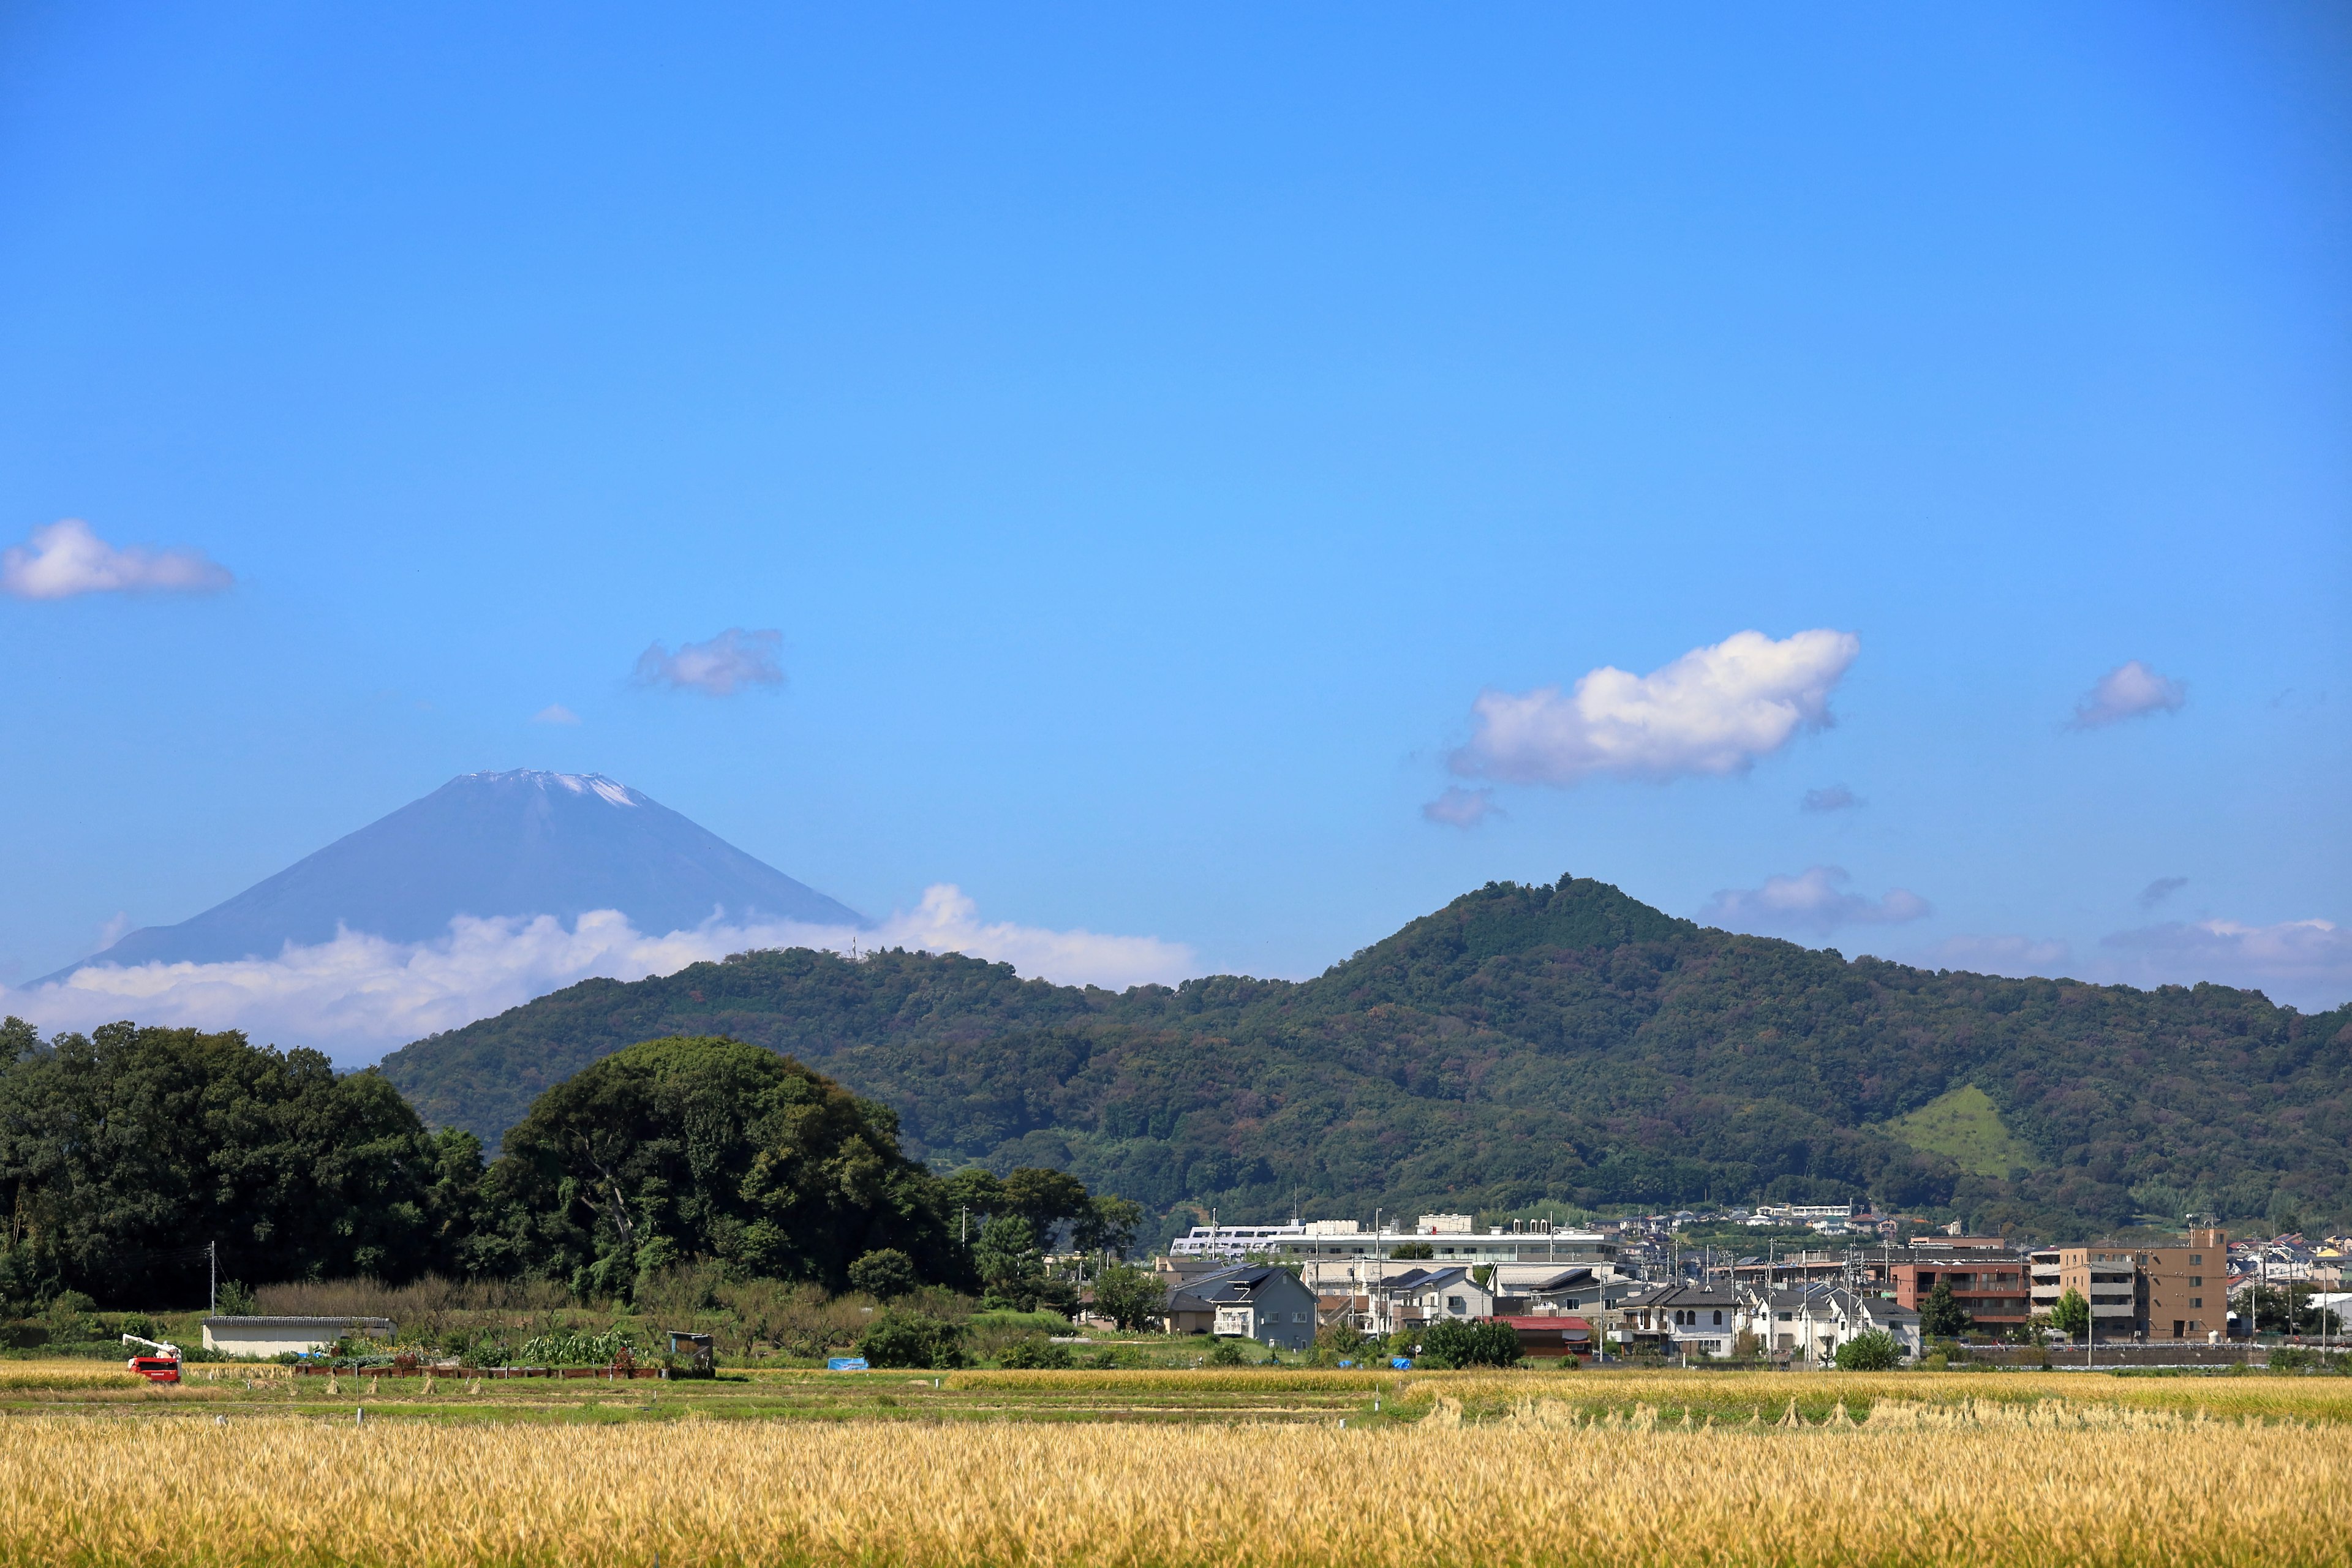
[1880,1082,2039,1177]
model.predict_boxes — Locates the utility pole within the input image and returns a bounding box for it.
[209,1242,217,1317]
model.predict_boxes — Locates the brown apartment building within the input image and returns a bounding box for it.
[1887,1249,2032,1335]
[2029,1229,2226,1342]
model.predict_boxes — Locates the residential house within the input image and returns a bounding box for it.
[1491,1265,1639,1318]
[1163,1264,1319,1349]
[1743,1285,1922,1365]
[1370,1267,1498,1336]
[1616,1284,1742,1359]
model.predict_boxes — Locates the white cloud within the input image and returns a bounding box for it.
[1421,786,1501,828]
[2070,660,2186,729]
[1699,865,1931,938]
[2,886,1196,1065]
[531,704,582,726]
[2097,918,2352,1014]
[2138,876,2188,910]
[1449,629,1860,786]
[1932,933,2073,978]
[1801,785,1863,813]
[1,518,233,600]
[634,628,785,696]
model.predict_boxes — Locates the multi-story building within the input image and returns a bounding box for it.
[2137,1230,2226,1341]
[2027,1229,2225,1341]
[1169,1216,1619,1270]
[1888,1252,2032,1335]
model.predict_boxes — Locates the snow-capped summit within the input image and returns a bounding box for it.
[47,769,865,977]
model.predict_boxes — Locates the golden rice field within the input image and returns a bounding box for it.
[3,1365,2349,1564]
[0,1363,2342,1561]
[3,1404,2348,1567]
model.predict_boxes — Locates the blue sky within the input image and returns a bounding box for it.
[3,2,2348,1035]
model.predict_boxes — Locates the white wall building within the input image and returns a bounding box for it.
[1171,1216,1618,1270]
[1740,1286,1921,1365]
[200,1316,394,1357]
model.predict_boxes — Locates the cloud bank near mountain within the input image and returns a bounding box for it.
[5,886,1193,1065]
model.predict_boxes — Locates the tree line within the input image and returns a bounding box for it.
[0,1019,1141,1311]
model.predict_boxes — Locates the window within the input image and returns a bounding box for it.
[2190,1255,2202,1265]
[1446,1296,1465,1313]
[2190,1276,2202,1286]
[2190,1298,2202,1309]
[1712,1310,1723,1326]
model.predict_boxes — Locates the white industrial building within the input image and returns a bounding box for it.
[200,1316,394,1357]
[1170,1216,1620,1271]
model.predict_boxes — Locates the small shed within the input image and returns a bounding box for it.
[1493,1314,1594,1359]
[201,1316,395,1357]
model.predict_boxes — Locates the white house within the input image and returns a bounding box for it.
[1741,1286,1921,1364]
[1618,1284,1742,1359]
[200,1316,394,1357]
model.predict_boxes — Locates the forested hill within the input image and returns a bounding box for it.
[378,876,2352,1241]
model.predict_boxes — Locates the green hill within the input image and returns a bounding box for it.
[377,876,2352,1242]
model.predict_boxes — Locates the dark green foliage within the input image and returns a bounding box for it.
[1001,1167,1089,1245]
[2241,1284,2342,1336]
[1390,1243,1435,1261]
[0,1019,477,1307]
[2051,1287,2090,1340]
[973,1215,1061,1312]
[1920,1281,1973,1338]
[375,877,2352,1241]
[483,1036,963,1300]
[847,1248,916,1299]
[856,1308,967,1369]
[1072,1195,1145,1259]
[1205,1337,1246,1365]
[996,1334,1074,1369]
[1089,1262,1164,1331]
[1420,1317,1522,1369]
[1834,1330,1903,1371]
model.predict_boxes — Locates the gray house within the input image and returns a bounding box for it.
[1166,1264,1319,1351]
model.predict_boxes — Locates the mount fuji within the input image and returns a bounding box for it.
[47,769,865,979]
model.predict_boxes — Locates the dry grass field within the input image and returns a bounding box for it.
[1,1365,2346,1565]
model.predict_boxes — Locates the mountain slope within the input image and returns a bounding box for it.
[377,876,2352,1240]
[51,770,864,977]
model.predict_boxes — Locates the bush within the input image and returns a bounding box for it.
[996,1335,1074,1370]
[1834,1331,1903,1371]
[856,1310,967,1370]
[848,1249,917,1300]
[1421,1319,1521,1370]
[1206,1338,1248,1366]
[1090,1263,1164,1332]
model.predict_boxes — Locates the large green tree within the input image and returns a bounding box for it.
[1920,1281,1973,1338]
[0,1017,475,1306]
[481,1035,963,1300]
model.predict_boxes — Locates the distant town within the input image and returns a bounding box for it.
[1118,1208,2352,1368]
